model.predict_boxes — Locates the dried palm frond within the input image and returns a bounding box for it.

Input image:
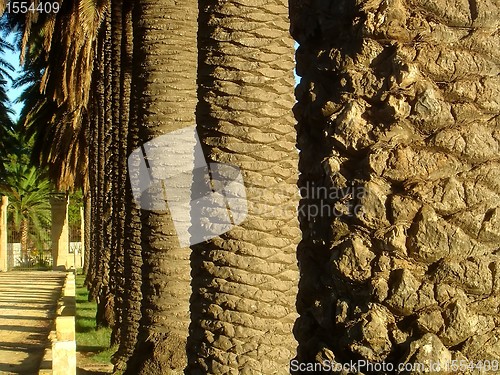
[19,0,110,192]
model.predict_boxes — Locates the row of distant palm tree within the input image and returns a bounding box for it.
[0,32,54,265]
[2,0,299,373]
[3,0,497,372]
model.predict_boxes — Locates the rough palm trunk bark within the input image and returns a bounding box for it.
[113,137,143,371]
[88,21,107,302]
[123,0,198,373]
[111,3,142,371]
[82,193,91,276]
[20,218,28,263]
[109,0,126,347]
[85,91,98,292]
[114,188,143,370]
[96,10,116,329]
[291,0,499,371]
[187,1,300,373]
[113,36,143,370]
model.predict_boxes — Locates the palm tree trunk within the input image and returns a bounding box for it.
[111,2,142,370]
[113,168,143,372]
[96,8,115,329]
[113,130,144,371]
[290,0,500,369]
[123,0,198,373]
[82,193,91,276]
[187,1,300,373]
[109,0,126,347]
[85,97,97,292]
[20,218,29,264]
[87,21,107,302]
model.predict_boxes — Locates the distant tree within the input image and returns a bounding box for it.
[68,189,83,227]
[0,155,52,263]
[0,38,15,173]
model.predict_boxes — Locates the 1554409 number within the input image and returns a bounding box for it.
[6,1,60,14]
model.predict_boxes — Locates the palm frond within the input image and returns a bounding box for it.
[1,161,53,242]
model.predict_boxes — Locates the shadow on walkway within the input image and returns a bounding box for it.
[0,271,65,374]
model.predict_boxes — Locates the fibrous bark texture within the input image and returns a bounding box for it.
[291,0,499,372]
[87,20,108,302]
[96,10,115,329]
[188,1,300,373]
[82,194,91,276]
[111,2,140,371]
[124,0,198,373]
[109,0,128,348]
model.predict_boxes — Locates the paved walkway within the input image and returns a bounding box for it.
[0,271,65,375]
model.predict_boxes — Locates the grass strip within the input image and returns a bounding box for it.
[75,274,116,365]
